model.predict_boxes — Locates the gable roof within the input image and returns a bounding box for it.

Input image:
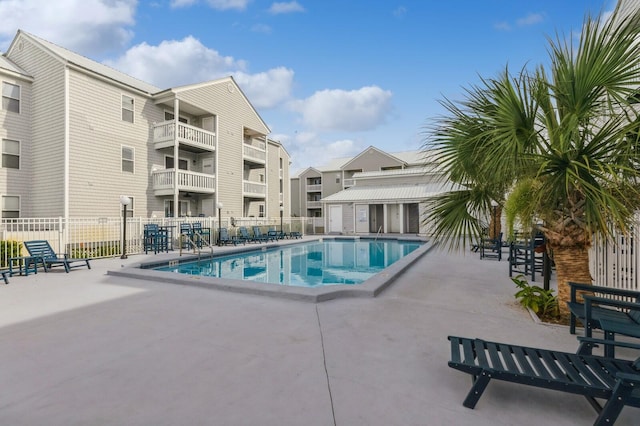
[341,145,407,170]
[8,30,161,94]
[0,55,32,80]
[321,182,460,203]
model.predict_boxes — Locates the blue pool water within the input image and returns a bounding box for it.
[153,239,423,287]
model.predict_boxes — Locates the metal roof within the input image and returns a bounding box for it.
[321,183,459,203]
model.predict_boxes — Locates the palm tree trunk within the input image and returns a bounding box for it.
[551,245,592,313]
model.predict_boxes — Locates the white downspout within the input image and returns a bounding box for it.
[173,98,180,218]
[64,67,70,219]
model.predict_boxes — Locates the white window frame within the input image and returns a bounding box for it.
[164,155,189,171]
[164,110,189,124]
[2,138,20,169]
[121,145,134,173]
[164,200,189,217]
[1,195,20,218]
[2,82,20,114]
[121,94,134,123]
[259,204,265,218]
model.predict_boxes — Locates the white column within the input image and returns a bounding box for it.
[383,204,388,233]
[399,203,405,234]
[173,98,180,218]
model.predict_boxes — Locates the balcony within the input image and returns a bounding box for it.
[243,144,266,165]
[307,200,322,209]
[243,180,266,198]
[152,169,216,196]
[306,184,321,192]
[343,178,355,188]
[153,120,216,153]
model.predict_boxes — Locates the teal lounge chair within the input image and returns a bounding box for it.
[253,226,275,243]
[24,240,91,273]
[238,227,256,243]
[449,336,640,425]
[218,228,240,245]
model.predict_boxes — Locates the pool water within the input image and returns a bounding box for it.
[154,239,423,287]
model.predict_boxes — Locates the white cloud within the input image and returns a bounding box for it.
[516,12,544,27]
[104,36,294,108]
[207,0,250,10]
[170,0,197,7]
[0,0,136,55]
[234,67,294,109]
[393,6,407,18]
[251,23,272,34]
[268,1,305,14]
[290,86,392,132]
[288,135,361,172]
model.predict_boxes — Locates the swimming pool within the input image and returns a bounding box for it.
[109,237,433,302]
[154,239,423,287]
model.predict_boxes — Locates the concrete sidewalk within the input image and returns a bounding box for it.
[0,245,637,425]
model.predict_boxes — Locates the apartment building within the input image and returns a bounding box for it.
[291,146,450,235]
[0,30,289,219]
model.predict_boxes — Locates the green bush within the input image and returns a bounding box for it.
[0,240,23,267]
[512,274,559,318]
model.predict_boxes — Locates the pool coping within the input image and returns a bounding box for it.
[107,236,435,302]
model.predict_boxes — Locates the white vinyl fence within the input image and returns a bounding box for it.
[589,214,640,292]
[0,216,316,267]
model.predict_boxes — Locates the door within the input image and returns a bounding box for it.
[355,204,369,233]
[202,116,215,132]
[202,157,214,175]
[329,205,343,234]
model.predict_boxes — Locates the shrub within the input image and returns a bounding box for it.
[512,274,559,319]
[0,240,23,267]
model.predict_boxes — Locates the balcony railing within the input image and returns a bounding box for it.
[306,200,322,209]
[152,169,216,196]
[306,184,321,192]
[343,178,355,188]
[243,144,266,163]
[153,120,216,152]
[244,137,266,151]
[243,180,266,198]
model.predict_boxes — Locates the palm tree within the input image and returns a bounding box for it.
[424,6,640,309]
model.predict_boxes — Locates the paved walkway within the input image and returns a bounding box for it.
[0,242,638,425]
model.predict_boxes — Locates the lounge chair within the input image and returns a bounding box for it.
[252,226,275,243]
[568,282,640,337]
[267,230,285,240]
[238,226,257,244]
[289,231,302,239]
[192,222,211,247]
[448,336,640,425]
[0,270,8,284]
[24,240,91,273]
[218,228,240,246]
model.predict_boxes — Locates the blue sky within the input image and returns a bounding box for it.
[0,0,616,172]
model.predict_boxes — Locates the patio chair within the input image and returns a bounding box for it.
[289,231,302,239]
[448,335,640,425]
[218,228,240,246]
[567,282,640,337]
[143,224,168,254]
[24,240,91,273]
[192,222,211,247]
[267,229,284,240]
[179,223,194,249]
[479,232,502,261]
[253,226,275,243]
[0,270,8,284]
[238,226,257,244]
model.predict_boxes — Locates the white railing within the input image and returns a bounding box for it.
[0,216,313,264]
[243,144,266,162]
[306,184,321,192]
[243,180,266,196]
[343,178,355,188]
[589,214,640,292]
[153,120,216,151]
[307,200,322,209]
[243,137,266,151]
[152,169,215,194]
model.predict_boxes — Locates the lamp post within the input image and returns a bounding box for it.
[120,195,131,259]
[216,201,223,246]
[279,204,284,237]
[490,200,498,241]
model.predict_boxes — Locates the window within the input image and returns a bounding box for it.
[165,156,188,170]
[164,111,188,123]
[2,139,20,169]
[121,146,134,173]
[259,204,265,218]
[2,195,19,218]
[122,95,134,123]
[259,174,265,183]
[2,82,20,113]
[279,179,283,193]
[165,200,189,217]
[279,158,283,169]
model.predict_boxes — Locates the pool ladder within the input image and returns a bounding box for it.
[179,233,214,259]
[374,226,383,241]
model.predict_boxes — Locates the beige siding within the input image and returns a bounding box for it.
[290,178,300,216]
[343,148,403,172]
[321,170,342,198]
[179,80,269,218]
[68,70,164,216]
[8,36,66,216]
[0,72,32,216]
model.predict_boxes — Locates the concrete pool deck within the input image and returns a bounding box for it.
[0,237,638,425]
